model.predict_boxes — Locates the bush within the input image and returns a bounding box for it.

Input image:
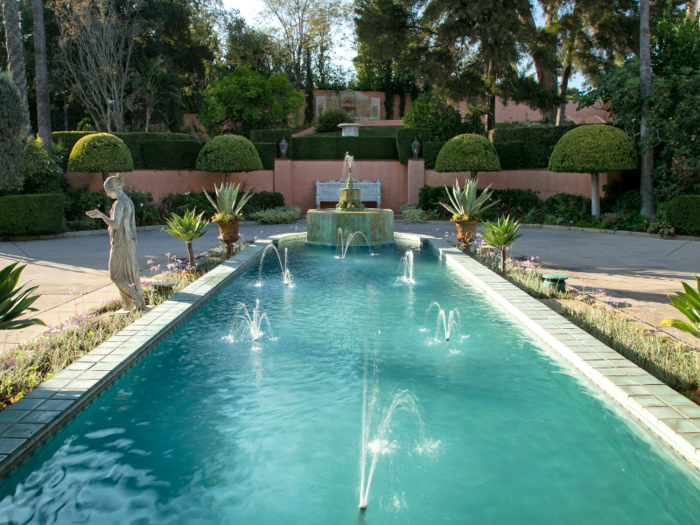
[0,71,26,192]
[160,191,216,220]
[19,138,65,195]
[0,194,65,236]
[64,187,111,231]
[435,134,501,174]
[314,109,354,133]
[480,189,543,221]
[250,129,292,157]
[67,134,134,174]
[544,193,592,223]
[141,141,203,170]
[396,128,431,164]
[402,93,464,141]
[548,124,638,174]
[196,135,263,172]
[667,195,700,235]
[291,136,399,160]
[424,142,445,169]
[246,191,284,213]
[489,126,576,170]
[418,185,451,218]
[249,205,301,224]
[124,188,161,225]
[402,208,428,223]
[253,142,276,170]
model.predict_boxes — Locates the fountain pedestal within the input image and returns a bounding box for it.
[306,209,395,247]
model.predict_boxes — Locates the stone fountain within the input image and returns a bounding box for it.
[306,153,395,247]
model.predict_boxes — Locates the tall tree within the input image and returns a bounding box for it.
[136,53,183,132]
[2,0,30,128]
[639,0,654,216]
[30,0,51,151]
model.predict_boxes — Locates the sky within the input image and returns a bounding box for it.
[224,0,585,90]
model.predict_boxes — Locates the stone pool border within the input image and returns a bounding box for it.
[2,231,700,480]
[0,234,305,479]
[411,234,700,472]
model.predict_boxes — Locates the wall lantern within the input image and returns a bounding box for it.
[279,137,289,158]
[411,137,421,158]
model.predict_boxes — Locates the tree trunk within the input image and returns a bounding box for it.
[501,246,506,274]
[591,172,600,219]
[556,63,572,126]
[470,171,477,180]
[31,0,52,152]
[145,106,152,133]
[186,241,196,270]
[2,0,31,130]
[639,0,655,217]
[487,94,496,131]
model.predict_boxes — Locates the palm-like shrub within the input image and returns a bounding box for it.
[203,182,253,222]
[441,178,499,220]
[661,276,700,338]
[480,215,523,274]
[435,134,501,178]
[0,262,46,330]
[195,135,262,173]
[164,209,209,269]
[67,133,134,180]
[0,71,27,192]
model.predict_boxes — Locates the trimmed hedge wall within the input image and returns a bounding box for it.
[396,128,431,164]
[253,142,277,170]
[667,195,700,236]
[0,193,65,236]
[424,142,445,169]
[250,129,292,158]
[291,136,399,160]
[489,125,577,170]
[141,141,204,170]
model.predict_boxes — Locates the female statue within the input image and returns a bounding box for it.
[86,174,144,312]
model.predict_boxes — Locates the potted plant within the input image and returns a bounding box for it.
[441,178,499,249]
[203,182,253,257]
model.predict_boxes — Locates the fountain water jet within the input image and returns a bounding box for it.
[427,302,461,341]
[336,228,373,259]
[226,299,273,342]
[256,244,293,286]
[396,250,415,284]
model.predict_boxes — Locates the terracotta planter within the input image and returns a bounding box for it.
[452,218,478,249]
[214,220,240,257]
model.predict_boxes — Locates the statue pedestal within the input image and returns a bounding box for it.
[305,209,395,247]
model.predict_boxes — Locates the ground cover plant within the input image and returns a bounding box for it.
[249,205,301,224]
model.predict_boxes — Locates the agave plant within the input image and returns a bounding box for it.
[480,215,523,274]
[202,182,253,222]
[661,276,700,339]
[441,178,499,220]
[164,209,209,270]
[0,262,46,330]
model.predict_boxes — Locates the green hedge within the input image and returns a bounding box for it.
[667,195,700,236]
[0,193,65,236]
[396,128,431,164]
[250,129,291,157]
[488,125,577,170]
[424,142,445,169]
[291,136,399,160]
[141,141,203,170]
[253,143,277,170]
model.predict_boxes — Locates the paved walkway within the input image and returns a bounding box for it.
[1,221,698,349]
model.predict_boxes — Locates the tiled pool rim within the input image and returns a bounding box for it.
[1,233,700,481]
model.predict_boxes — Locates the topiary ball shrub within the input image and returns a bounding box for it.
[548,124,637,174]
[67,133,133,175]
[666,195,700,236]
[435,134,501,177]
[0,71,27,192]
[314,109,354,134]
[196,135,263,173]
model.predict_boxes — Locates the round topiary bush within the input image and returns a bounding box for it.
[0,71,27,192]
[435,134,501,178]
[67,133,133,177]
[548,125,637,218]
[196,135,263,173]
[314,109,354,134]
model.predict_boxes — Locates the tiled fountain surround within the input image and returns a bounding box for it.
[1,233,700,480]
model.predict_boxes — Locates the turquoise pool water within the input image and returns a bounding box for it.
[2,240,700,524]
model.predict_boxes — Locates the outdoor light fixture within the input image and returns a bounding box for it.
[279,137,289,158]
[411,137,421,158]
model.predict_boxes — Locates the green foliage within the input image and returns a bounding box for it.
[250,129,292,157]
[124,189,161,225]
[0,71,26,192]
[424,142,445,169]
[64,188,110,231]
[141,141,203,170]
[402,93,474,141]
[314,110,354,133]
[196,135,263,173]
[441,178,498,220]
[67,134,134,174]
[402,207,428,223]
[19,139,65,195]
[164,208,209,268]
[203,182,253,221]
[651,10,700,77]
[418,185,450,217]
[661,276,700,339]
[247,191,284,212]
[480,189,543,222]
[548,125,637,174]
[291,136,399,160]
[0,262,46,330]
[544,193,591,223]
[0,194,65,236]
[667,196,700,236]
[489,125,577,170]
[396,128,431,164]
[199,66,304,135]
[435,134,501,174]
[253,143,276,170]
[249,205,301,224]
[480,215,523,273]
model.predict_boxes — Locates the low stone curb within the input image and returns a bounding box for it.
[413,234,700,471]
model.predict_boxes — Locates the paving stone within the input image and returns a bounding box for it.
[644,384,677,396]
[1,423,45,439]
[66,380,100,390]
[0,423,12,434]
[675,406,700,418]
[629,396,668,408]
[645,406,684,420]
[52,369,84,380]
[4,398,46,411]
[0,410,29,423]
[39,400,74,412]
[659,418,700,434]
[51,390,86,400]
[66,361,95,371]
[606,375,641,386]
[77,370,111,381]
[659,395,696,407]
[0,438,27,455]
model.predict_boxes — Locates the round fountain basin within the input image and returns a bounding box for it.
[306,208,395,247]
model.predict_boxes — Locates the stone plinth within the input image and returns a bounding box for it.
[306,209,395,247]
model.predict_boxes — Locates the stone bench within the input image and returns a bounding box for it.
[315,178,381,209]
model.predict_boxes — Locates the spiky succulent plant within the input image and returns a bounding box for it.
[202,182,253,222]
[440,178,499,220]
